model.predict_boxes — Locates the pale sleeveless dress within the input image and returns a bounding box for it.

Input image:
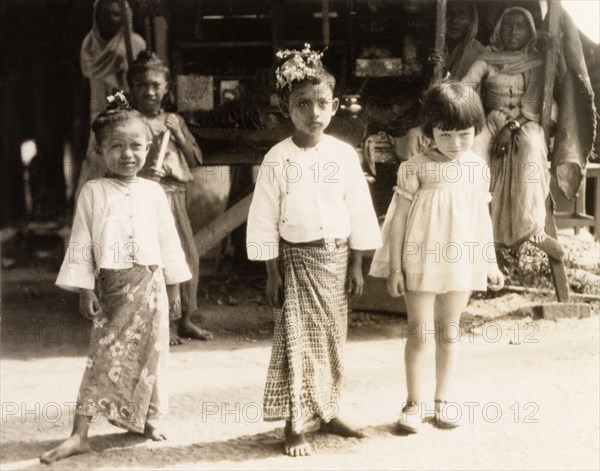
[370,148,496,293]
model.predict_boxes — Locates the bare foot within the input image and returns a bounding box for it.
[169,330,184,346]
[170,320,184,346]
[179,319,213,341]
[529,230,545,244]
[320,417,366,438]
[529,231,565,261]
[284,421,311,457]
[143,422,166,441]
[39,435,91,464]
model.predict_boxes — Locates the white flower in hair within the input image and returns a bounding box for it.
[275,43,325,91]
[106,91,129,110]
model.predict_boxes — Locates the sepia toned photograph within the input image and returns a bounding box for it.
[1,1,599,469]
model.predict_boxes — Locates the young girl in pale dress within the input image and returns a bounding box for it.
[370,82,504,432]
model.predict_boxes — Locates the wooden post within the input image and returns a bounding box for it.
[541,4,560,133]
[154,16,169,63]
[322,0,330,48]
[433,0,447,84]
[541,1,569,302]
[118,0,134,66]
[144,16,152,50]
[270,0,285,49]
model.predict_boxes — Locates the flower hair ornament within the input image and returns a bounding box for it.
[105,91,130,111]
[275,43,325,91]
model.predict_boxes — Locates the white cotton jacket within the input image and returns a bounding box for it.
[56,178,192,291]
[246,135,382,261]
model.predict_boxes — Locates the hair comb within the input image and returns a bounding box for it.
[105,91,130,111]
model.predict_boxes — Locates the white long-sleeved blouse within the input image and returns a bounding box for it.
[246,135,382,261]
[56,178,192,291]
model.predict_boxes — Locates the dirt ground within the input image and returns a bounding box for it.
[1,230,599,471]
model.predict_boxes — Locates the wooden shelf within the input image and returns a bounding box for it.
[190,126,292,144]
[173,39,349,50]
[189,115,366,166]
[173,40,272,49]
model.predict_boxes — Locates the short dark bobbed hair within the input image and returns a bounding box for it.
[419,81,485,139]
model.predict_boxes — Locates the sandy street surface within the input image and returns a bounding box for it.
[1,232,599,470]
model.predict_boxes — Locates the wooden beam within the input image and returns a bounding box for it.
[433,0,447,84]
[118,0,134,66]
[154,16,169,64]
[544,197,570,301]
[144,16,152,50]
[504,285,600,302]
[194,193,254,256]
[541,2,570,302]
[322,0,330,49]
[270,0,285,49]
[541,3,561,135]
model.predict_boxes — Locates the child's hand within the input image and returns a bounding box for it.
[487,266,505,291]
[387,271,405,297]
[165,115,186,144]
[266,270,284,309]
[348,263,364,298]
[166,284,181,318]
[79,289,102,319]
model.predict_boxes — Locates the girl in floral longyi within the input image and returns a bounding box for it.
[41,93,191,464]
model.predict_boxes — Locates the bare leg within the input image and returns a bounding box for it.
[284,421,311,457]
[40,414,92,463]
[169,319,185,346]
[433,291,470,402]
[397,292,435,432]
[178,310,213,341]
[404,291,436,405]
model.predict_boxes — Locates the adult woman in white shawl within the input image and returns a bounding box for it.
[461,6,563,260]
[77,0,145,190]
